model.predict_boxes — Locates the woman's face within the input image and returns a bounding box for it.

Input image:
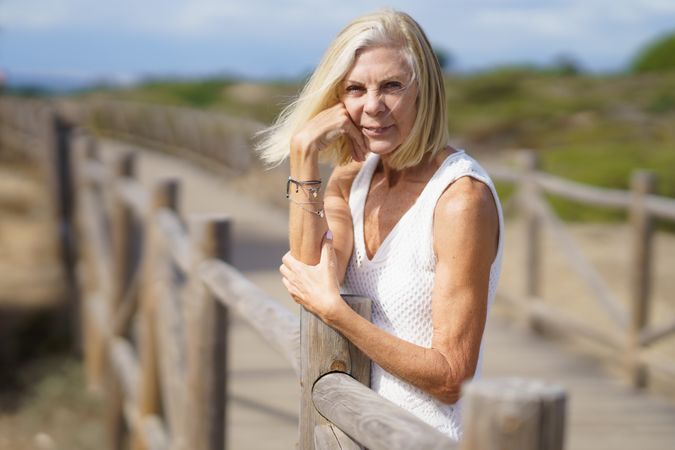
[340,46,418,157]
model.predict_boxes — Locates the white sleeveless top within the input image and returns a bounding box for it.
[340,149,504,441]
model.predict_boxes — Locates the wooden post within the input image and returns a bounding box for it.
[628,170,656,388]
[185,215,231,450]
[460,378,566,450]
[107,151,138,449]
[52,113,82,351]
[75,134,106,391]
[520,151,542,332]
[300,295,371,450]
[521,151,541,301]
[132,179,180,450]
[111,151,139,314]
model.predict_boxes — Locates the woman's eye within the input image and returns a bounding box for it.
[345,85,364,94]
[382,81,404,92]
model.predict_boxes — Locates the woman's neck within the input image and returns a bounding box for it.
[377,147,452,188]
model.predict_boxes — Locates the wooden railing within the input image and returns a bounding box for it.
[17,95,654,449]
[486,152,675,388]
[68,127,566,450]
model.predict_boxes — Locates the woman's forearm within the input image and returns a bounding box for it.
[289,141,328,265]
[327,300,464,404]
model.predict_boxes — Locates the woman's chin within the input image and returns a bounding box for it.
[366,141,399,156]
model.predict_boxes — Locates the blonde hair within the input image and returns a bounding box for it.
[256,9,449,170]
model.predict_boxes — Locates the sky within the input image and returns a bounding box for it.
[2,0,675,87]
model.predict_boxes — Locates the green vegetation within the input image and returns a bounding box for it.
[80,67,675,224]
[631,32,675,73]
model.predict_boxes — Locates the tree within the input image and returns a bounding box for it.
[432,45,453,72]
[631,31,675,73]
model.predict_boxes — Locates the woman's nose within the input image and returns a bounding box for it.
[363,89,386,116]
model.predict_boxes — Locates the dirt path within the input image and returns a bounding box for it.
[3,139,674,449]
[105,139,675,449]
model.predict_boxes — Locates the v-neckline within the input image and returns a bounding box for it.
[359,150,465,263]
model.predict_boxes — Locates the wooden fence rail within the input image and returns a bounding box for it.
[4,95,675,447]
[39,96,675,448]
[67,129,567,450]
[485,152,675,388]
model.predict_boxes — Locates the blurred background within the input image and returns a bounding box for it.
[1,1,674,449]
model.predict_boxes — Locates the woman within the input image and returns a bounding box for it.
[257,9,503,440]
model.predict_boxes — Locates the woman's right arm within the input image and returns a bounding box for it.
[288,103,367,276]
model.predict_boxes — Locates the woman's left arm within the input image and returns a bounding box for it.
[280,176,499,404]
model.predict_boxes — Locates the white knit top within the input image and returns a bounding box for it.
[340,150,504,441]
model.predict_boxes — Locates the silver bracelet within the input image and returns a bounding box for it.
[289,198,325,217]
[286,177,322,198]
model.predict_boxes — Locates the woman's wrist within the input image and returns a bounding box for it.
[322,293,350,328]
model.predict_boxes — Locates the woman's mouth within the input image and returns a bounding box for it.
[362,125,393,136]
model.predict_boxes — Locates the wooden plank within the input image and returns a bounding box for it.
[460,378,566,450]
[640,317,675,347]
[110,337,140,403]
[81,159,113,184]
[198,259,301,376]
[529,193,628,329]
[133,179,180,450]
[628,171,656,388]
[141,416,170,450]
[156,209,191,273]
[301,296,370,450]
[314,424,362,450]
[535,171,630,209]
[312,372,457,450]
[155,263,189,449]
[521,152,542,307]
[116,177,151,220]
[185,215,231,450]
[645,193,675,221]
[497,291,624,351]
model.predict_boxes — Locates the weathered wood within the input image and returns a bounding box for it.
[111,152,139,317]
[639,316,675,347]
[141,416,170,450]
[156,209,191,273]
[314,424,362,450]
[628,171,656,388]
[132,180,180,450]
[535,171,631,209]
[497,291,624,351]
[105,356,128,450]
[645,193,675,221]
[104,150,139,450]
[84,293,108,391]
[185,215,231,450]
[301,296,371,450]
[52,114,82,350]
[638,351,675,379]
[81,159,113,184]
[117,177,151,220]
[460,378,566,450]
[521,151,542,333]
[155,261,189,449]
[529,193,628,328]
[80,187,114,296]
[110,337,141,403]
[482,163,521,183]
[199,259,301,375]
[312,372,456,450]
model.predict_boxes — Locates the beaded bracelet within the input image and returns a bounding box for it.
[286,177,322,198]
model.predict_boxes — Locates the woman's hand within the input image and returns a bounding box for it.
[291,103,368,162]
[280,231,346,323]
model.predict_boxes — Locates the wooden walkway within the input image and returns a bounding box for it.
[104,139,675,450]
